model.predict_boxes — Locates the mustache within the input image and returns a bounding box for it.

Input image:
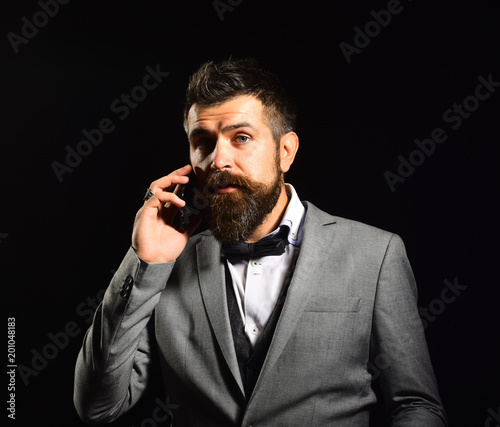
[205,170,252,190]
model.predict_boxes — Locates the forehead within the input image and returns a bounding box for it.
[186,95,267,131]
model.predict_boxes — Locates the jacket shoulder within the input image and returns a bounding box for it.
[303,201,399,246]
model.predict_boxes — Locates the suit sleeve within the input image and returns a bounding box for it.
[73,247,174,424]
[371,234,448,426]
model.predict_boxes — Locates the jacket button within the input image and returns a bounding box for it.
[120,275,134,298]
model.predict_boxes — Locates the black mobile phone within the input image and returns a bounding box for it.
[173,172,208,230]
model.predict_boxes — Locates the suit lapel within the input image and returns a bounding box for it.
[195,234,245,396]
[250,202,338,399]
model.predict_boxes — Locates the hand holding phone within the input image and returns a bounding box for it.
[173,171,210,231]
[132,165,202,263]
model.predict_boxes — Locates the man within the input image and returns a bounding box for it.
[74,58,447,426]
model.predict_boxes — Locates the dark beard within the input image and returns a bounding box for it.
[203,170,283,246]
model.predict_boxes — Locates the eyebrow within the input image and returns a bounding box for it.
[222,122,256,133]
[188,122,256,140]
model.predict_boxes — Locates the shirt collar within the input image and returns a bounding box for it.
[271,183,305,247]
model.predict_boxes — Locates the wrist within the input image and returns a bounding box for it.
[132,248,174,264]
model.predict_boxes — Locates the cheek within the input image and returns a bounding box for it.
[190,150,209,171]
[247,154,279,183]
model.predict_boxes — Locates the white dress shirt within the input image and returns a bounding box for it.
[226,184,305,347]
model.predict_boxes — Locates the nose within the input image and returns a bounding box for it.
[210,140,233,171]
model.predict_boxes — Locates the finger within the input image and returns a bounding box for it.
[144,191,186,211]
[150,175,188,195]
[149,165,192,193]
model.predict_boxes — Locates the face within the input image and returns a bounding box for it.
[188,95,282,188]
[187,95,285,244]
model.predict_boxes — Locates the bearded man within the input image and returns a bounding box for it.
[74,58,447,426]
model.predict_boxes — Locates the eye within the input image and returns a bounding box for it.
[235,135,250,144]
[194,138,214,151]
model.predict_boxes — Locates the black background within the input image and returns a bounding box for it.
[2,0,499,425]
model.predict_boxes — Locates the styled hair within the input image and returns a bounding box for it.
[183,58,296,143]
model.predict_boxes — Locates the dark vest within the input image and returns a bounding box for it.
[224,262,294,400]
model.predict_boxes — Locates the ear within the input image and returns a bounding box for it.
[279,132,299,173]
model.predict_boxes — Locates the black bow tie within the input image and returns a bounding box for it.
[222,226,290,263]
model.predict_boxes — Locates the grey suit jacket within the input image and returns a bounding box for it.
[74,202,447,426]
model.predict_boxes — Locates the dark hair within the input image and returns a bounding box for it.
[183,58,296,143]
